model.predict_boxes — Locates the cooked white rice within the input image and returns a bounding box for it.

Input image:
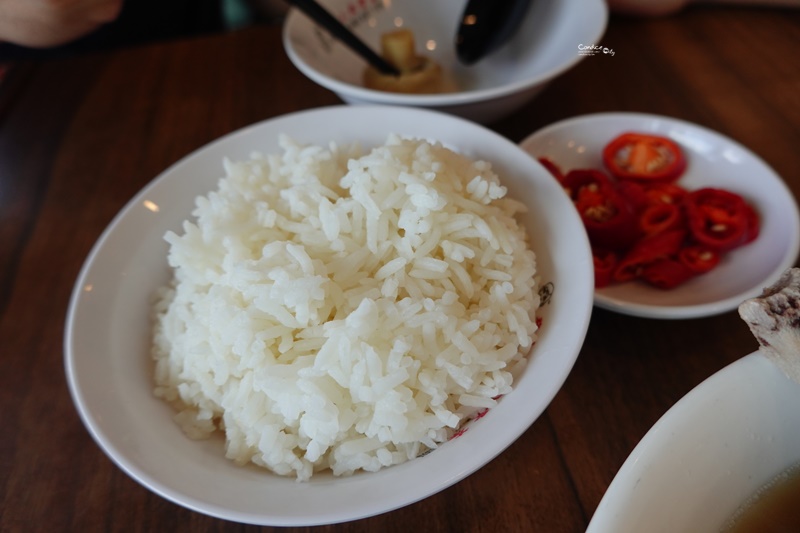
[151,134,540,480]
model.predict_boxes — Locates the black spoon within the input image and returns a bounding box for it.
[285,0,400,76]
[455,0,534,65]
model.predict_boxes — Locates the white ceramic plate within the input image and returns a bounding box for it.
[64,105,594,526]
[282,0,608,123]
[520,112,800,319]
[587,351,800,533]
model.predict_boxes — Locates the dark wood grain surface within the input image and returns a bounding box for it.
[2,6,799,532]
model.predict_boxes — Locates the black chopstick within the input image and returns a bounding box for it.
[286,0,401,76]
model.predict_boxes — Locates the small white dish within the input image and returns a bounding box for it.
[282,0,608,124]
[586,351,800,533]
[64,105,594,526]
[520,112,800,319]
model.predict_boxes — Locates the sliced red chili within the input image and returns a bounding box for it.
[613,229,687,282]
[643,183,689,206]
[562,169,639,251]
[678,245,721,274]
[561,168,614,199]
[580,188,639,251]
[603,132,687,183]
[538,157,564,182]
[639,203,684,236]
[641,258,697,289]
[542,146,760,291]
[593,249,618,288]
[741,202,761,245]
[616,181,649,213]
[683,188,752,251]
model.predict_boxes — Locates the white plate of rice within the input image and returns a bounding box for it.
[64,105,593,526]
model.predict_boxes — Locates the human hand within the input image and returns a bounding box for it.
[0,0,124,48]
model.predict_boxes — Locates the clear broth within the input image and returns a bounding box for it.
[724,463,800,532]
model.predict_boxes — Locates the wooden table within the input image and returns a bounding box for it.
[2,6,798,532]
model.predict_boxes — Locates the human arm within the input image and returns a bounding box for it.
[0,0,123,48]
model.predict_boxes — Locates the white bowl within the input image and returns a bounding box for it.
[587,351,800,533]
[64,105,594,526]
[520,112,800,319]
[282,0,607,124]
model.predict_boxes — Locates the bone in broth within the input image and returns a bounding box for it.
[724,463,800,532]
